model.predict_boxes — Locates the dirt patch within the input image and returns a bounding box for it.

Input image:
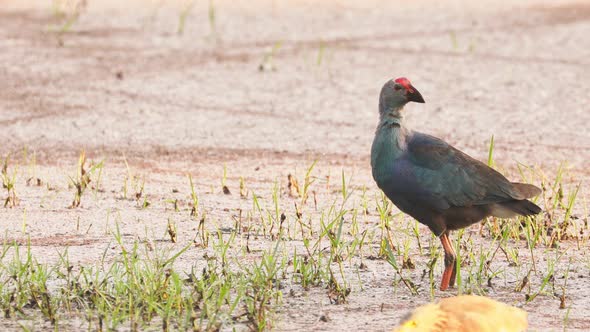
[4,235,102,247]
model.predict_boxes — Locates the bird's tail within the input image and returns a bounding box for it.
[511,182,542,199]
[491,183,542,218]
[496,199,542,217]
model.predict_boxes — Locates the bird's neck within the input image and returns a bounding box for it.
[379,105,405,129]
[376,115,409,150]
[371,106,410,169]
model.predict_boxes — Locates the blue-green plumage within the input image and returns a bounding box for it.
[371,77,541,290]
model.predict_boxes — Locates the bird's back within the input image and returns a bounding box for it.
[372,127,541,234]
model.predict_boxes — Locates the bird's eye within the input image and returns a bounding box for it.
[393,84,402,91]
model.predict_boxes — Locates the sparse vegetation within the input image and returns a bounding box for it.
[0,151,585,330]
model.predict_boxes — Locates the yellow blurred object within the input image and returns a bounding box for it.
[393,295,528,332]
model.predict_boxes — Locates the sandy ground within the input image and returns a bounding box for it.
[1,0,590,331]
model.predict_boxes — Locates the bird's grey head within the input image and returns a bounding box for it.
[379,77,425,118]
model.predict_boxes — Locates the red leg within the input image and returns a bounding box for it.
[449,255,457,288]
[439,232,456,291]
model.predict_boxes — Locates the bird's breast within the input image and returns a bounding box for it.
[371,127,408,185]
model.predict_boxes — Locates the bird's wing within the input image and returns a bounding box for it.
[405,132,525,209]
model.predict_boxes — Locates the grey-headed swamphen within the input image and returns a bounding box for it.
[371,77,542,291]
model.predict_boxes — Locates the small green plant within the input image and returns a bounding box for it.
[241,244,285,330]
[23,148,42,187]
[1,155,19,207]
[300,160,317,208]
[240,176,248,198]
[69,150,103,208]
[165,198,180,212]
[177,0,196,35]
[196,211,209,247]
[51,0,87,35]
[287,173,300,197]
[121,156,146,203]
[221,164,230,194]
[316,40,326,66]
[188,173,199,217]
[208,0,217,37]
[375,192,393,257]
[167,218,177,243]
[384,233,418,295]
[259,41,282,71]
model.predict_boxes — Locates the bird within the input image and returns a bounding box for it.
[370,77,542,291]
[392,295,528,332]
